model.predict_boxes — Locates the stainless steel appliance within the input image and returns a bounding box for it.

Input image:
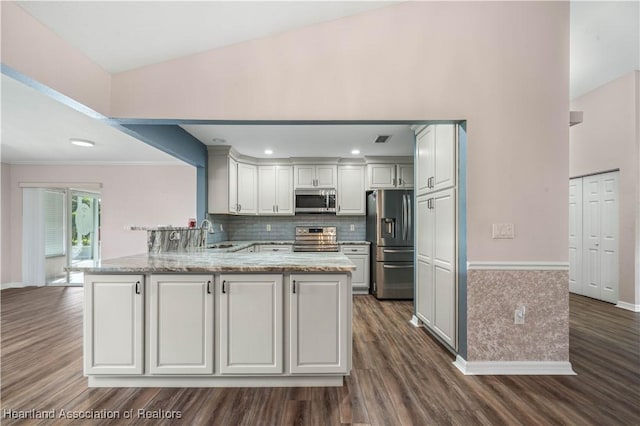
[367,190,414,299]
[294,189,336,214]
[293,226,339,252]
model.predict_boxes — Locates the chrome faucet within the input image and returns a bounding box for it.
[200,219,214,233]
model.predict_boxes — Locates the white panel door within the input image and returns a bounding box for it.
[432,188,456,347]
[258,166,277,214]
[415,195,433,326]
[415,126,433,196]
[345,255,367,290]
[228,158,238,213]
[294,165,316,188]
[568,178,583,294]
[290,274,348,374]
[416,259,434,327]
[315,165,338,188]
[599,173,618,303]
[219,274,283,374]
[368,164,396,189]
[84,274,144,375]
[275,166,294,214]
[237,163,257,214]
[582,175,602,300]
[398,164,414,188]
[149,275,214,375]
[337,166,365,215]
[433,124,456,192]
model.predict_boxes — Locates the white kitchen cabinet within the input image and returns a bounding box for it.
[258,165,293,215]
[149,275,214,375]
[337,165,365,215]
[208,153,238,214]
[84,274,144,375]
[416,124,455,196]
[367,163,414,190]
[290,274,349,374]
[294,165,337,189]
[219,274,283,374]
[340,245,370,294]
[229,158,238,213]
[415,189,456,348]
[256,244,293,253]
[237,163,257,215]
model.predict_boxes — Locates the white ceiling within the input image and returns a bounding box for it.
[181,124,415,158]
[0,75,184,165]
[570,1,639,99]
[17,1,393,74]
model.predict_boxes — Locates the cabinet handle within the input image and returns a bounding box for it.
[207,280,212,294]
[135,281,140,295]
[338,205,341,213]
[398,178,402,186]
[238,204,242,212]
[276,205,279,213]
[273,248,279,252]
[293,280,296,293]
[393,177,397,186]
[222,280,226,294]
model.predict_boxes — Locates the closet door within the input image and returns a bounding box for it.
[568,179,583,295]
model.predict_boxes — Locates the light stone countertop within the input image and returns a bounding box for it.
[69,250,356,273]
[205,240,370,252]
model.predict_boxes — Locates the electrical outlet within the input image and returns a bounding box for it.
[266,224,271,232]
[492,223,515,239]
[514,305,526,325]
[350,224,355,231]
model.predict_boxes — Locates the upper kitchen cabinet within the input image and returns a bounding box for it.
[208,148,258,215]
[258,165,294,215]
[415,124,456,196]
[337,165,365,215]
[237,163,258,215]
[367,163,414,190]
[294,165,337,189]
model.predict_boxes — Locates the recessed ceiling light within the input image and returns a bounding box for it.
[70,138,95,147]
[351,149,361,155]
[264,149,273,155]
[212,138,226,144]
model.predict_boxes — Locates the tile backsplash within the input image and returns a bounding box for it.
[207,214,366,243]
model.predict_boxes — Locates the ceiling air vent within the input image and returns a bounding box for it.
[373,135,391,144]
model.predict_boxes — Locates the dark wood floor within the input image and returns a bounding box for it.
[1,288,638,425]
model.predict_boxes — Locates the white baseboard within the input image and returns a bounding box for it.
[466,261,569,271]
[1,282,25,290]
[453,355,576,375]
[409,315,422,327]
[88,375,344,388]
[616,301,640,312]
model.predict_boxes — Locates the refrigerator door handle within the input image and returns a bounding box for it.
[407,195,412,241]
[383,264,414,269]
[383,249,414,253]
[402,194,407,241]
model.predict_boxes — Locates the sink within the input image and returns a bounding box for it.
[207,243,234,249]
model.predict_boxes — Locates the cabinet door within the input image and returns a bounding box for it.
[433,124,456,192]
[432,188,456,347]
[219,274,283,374]
[415,196,433,326]
[315,165,337,188]
[294,165,316,188]
[398,164,414,188]
[337,166,365,215]
[345,255,368,291]
[258,166,277,214]
[228,158,238,213]
[368,164,396,189]
[149,275,214,375]
[237,163,257,214]
[84,274,144,375]
[415,127,433,196]
[275,166,294,214]
[290,274,348,374]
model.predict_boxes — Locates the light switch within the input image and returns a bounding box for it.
[350,224,355,231]
[266,224,271,232]
[492,223,515,239]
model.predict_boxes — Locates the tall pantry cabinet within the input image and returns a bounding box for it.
[414,124,458,350]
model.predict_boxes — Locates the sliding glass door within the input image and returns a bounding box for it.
[67,191,101,284]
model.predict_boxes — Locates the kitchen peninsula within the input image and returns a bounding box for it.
[74,249,354,388]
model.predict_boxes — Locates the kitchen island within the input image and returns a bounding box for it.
[73,250,354,388]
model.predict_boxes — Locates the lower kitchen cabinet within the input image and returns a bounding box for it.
[340,245,370,294]
[219,274,283,374]
[149,275,214,375]
[290,274,349,374]
[84,274,144,375]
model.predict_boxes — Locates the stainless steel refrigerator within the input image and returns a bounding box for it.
[366,190,414,299]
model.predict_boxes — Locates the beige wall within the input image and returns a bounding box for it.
[570,71,639,305]
[2,164,197,284]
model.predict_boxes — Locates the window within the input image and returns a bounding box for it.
[44,190,65,257]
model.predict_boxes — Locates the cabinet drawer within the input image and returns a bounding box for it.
[258,245,292,253]
[340,245,369,254]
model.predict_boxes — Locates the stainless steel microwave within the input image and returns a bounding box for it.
[294,189,336,214]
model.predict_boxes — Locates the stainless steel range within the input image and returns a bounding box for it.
[293,226,338,252]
